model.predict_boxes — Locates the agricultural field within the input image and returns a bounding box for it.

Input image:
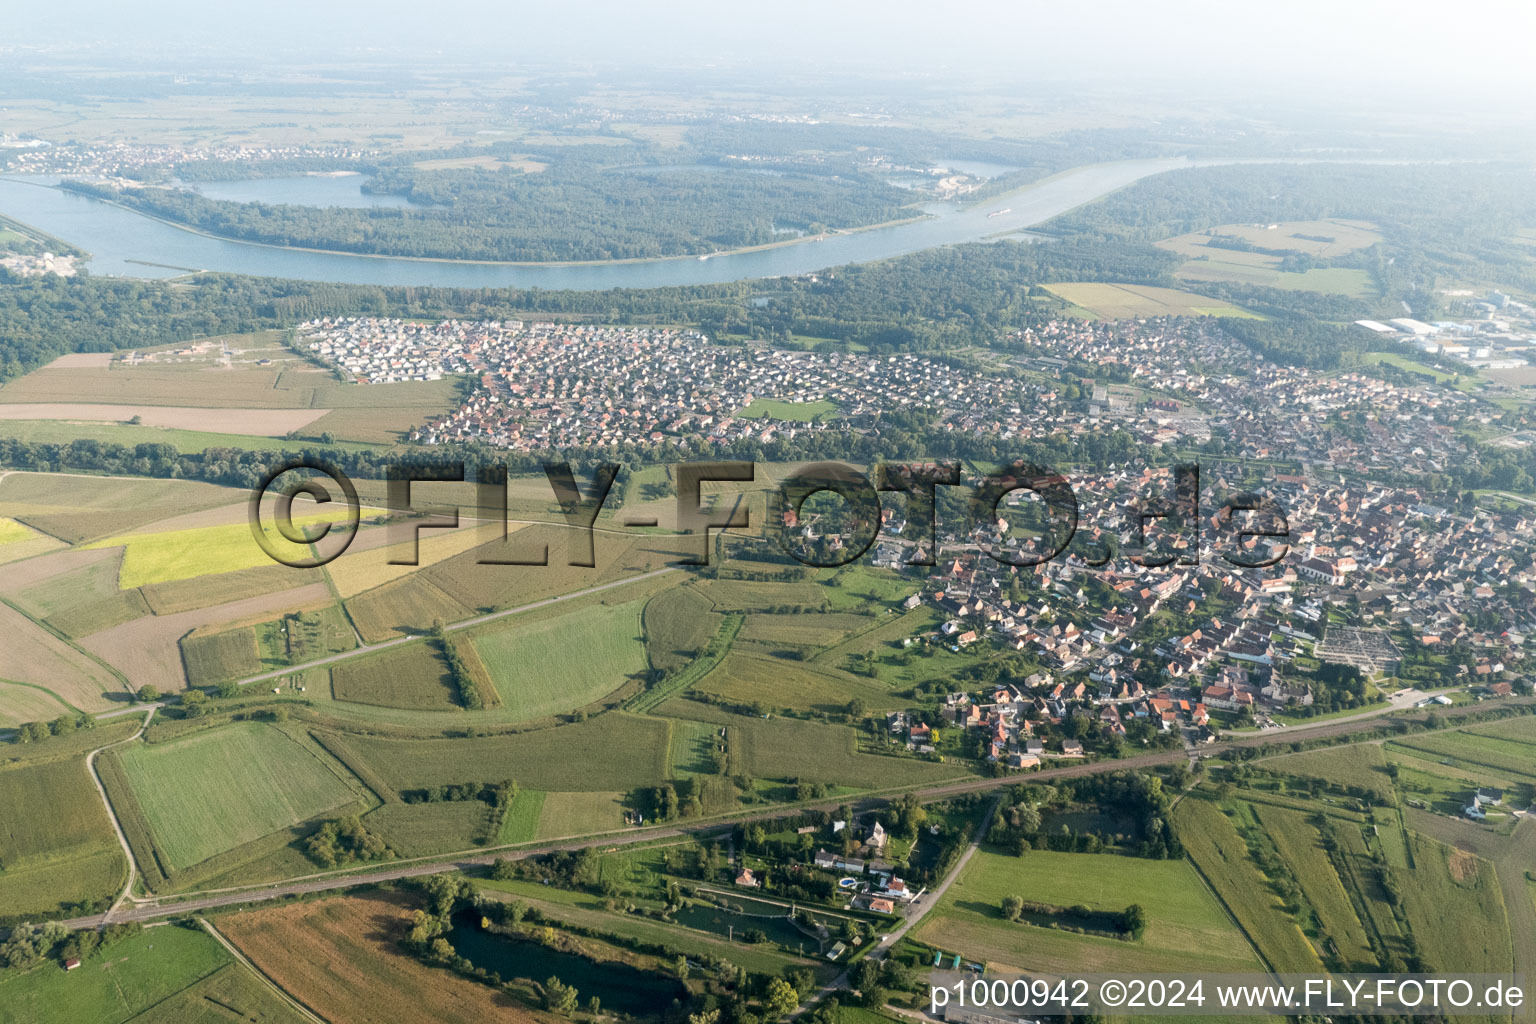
[692,650,906,715]
[109,723,363,871]
[331,713,671,793]
[139,564,310,615]
[120,962,311,1024]
[500,789,547,843]
[643,585,724,675]
[326,522,505,598]
[1466,715,1536,746]
[913,847,1262,974]
[470,600,648,720]
[363,800,490,857]
[0,682,73,728]
[1170,797,1324,973]
[0,472,241,545]
[331,643,459,710]
[1041,282,1257,319]
[87,508,360,589]
[690,578,827,612]
[669,717,726,776]
[0,924,240,1024]
[1155,219,1381,296]
[344,575,474,643]
[0,516,64,563]
[1388,731,1536,783]
[658,699,965,789]
[0,756,127,920]
[218,894,561,1024]
[80,581,332,695]
[180,627,261,686]
[0,600,121,712]
[534,791,626,840]
[738,611,877,649]
[1248,803,1376,967]
[1397,833,1514,978]
[1262,742,1397,800]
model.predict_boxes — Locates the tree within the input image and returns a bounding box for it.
[765,977,801,1017]
[1122,903,1148,940]
[136,685,159,703]
[845,697,867,720]
[1001,895,1025,921]
[180,690,209,717]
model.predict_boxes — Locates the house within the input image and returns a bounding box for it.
[1477,787,1505,806]
[735,868,760,888]
[63,958,81,971]
[1060,739,1084,757]
[866,897,896,914]
[814,849,838,870]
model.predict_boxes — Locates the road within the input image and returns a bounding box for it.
[55,693,1536,934]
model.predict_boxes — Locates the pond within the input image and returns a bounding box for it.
[672,894,831,953]
[448,915,687,1016]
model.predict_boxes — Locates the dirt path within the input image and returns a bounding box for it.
[198,917,329,1024]
[85,706,155,921]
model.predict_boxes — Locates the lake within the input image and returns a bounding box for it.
[448,917,687,1016]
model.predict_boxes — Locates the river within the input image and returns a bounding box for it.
[0,157,1336,290]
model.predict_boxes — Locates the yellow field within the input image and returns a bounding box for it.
[87,509,360,588]
[0,517,38,545]
[0,516,64,564]
[1043,282,1257,320]
[326,522,512,598]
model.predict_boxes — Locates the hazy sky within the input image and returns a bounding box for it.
[7,0,1536,102]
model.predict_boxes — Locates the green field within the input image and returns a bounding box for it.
[1466,716,1536,745]
[1171,797,1324,972]
[1249,803,1375,967]
[331,713,671,793]
[657,699,965,789]
[330,643,459,710]
[500,788,547,843]
[535,791,627,839]
[643,585,724,675]
[1042,282,1257,319]
[111,723,362,870]
[914,847,1263,974]
[737,398,838,421]
[690,578,827,612]
[0,757,126,920]
[363,800,488,857]
[738,611,877,648]
[471,600,648,719]
[180,627,262,686]
[1388,732,1536,782]
[693,650,907,715]
[122,961,310,1024]
[0,924,235,1024]
[1399,833,1514,976]
[1262,743,1397,800]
